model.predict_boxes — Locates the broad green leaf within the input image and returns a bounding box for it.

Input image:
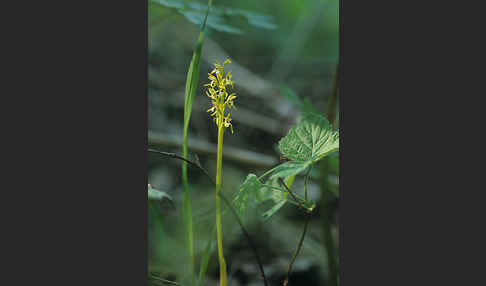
[279,113,339,163]
[151,0,183,9]
[262,200,287,220]
[258,176,287,203]
[261,177,288,220]
[148,184,172,202]
[233,174,288,220]
[233,174,263,218]
[236,113,338,220]
[226,9,278,30]
[206,22,243,34]
[180,10,244,34]
[267,160,311,180]
[247,15,278,30]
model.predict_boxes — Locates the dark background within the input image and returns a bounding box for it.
[2,0,477,285]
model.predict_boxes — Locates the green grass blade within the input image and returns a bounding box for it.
[197,225,217,286]
[182,0,213,284]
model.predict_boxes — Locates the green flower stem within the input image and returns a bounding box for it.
[215,124,227,286]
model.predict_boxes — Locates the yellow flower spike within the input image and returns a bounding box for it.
[205,59,236,134]
[207,58,235,286]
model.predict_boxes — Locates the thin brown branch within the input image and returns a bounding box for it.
[149,275,183,286]
[149,131,278,168]
[277,177,308,213]
[148,149,213,184]
[282,213,311,286]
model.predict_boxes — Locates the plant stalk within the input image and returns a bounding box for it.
[215,125,227,286]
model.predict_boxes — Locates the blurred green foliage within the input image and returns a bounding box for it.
[152,0,278,34]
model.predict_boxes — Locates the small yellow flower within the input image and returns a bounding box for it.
[205,59,236,133]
